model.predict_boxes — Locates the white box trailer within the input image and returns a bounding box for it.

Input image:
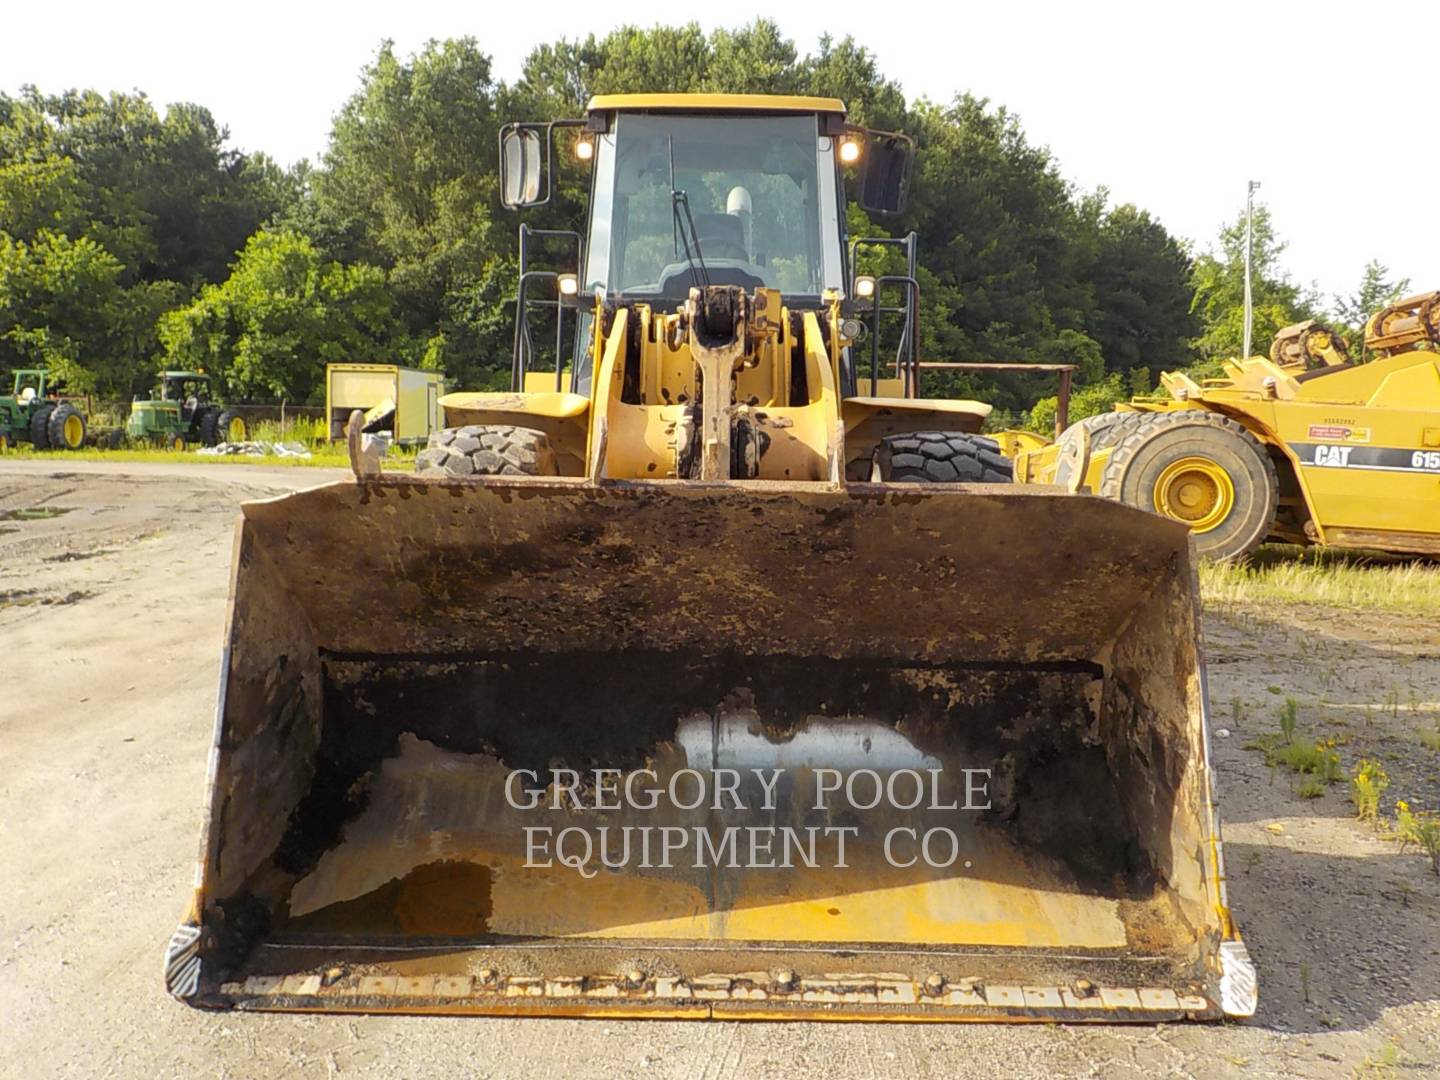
[325,364,445,446]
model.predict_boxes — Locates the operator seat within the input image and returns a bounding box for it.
[692,214,748,261]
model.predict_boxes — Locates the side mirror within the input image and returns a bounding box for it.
[857,132,915,217]
[501,126,544,209]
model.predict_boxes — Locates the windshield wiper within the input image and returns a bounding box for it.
[668,136,710,290]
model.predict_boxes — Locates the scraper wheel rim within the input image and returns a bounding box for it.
[1152,456,1234,533]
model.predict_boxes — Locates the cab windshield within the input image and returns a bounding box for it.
[584,113,842,302]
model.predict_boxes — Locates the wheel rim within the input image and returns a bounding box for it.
[63,414,84,447]
[173,436,186,451]
[227,417,245,441]
[1152,456,1235,533]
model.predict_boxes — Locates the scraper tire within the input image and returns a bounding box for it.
[870,432,1012,483]
[1099,411,1277,562]
[416,424,559,478]
[1062,410,1145,455]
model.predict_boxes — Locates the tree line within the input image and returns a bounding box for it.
[0,22,1410,425]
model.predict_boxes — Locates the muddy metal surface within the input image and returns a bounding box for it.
[2,460,1439,1078]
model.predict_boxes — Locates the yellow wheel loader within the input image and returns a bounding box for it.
[165,94,1254,1023]
[1017,293,1440,562]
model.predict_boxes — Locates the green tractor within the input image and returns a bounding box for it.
[0,369,88,451]
[126,371,247,450]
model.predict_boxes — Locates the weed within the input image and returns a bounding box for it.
[1273,739,1341,781]
[1356,1037,1401,1076]
[1384,685,1400,719]
[1394,801,1420,854]
[1350,760,1390,824]
[251,415,330,448]
[1279,696,1299,742]
[1391,802,1440,874]
[1251,702,1342,796]
[1419,818,1440,877]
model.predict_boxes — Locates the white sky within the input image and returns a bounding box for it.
[7,0,1432,306]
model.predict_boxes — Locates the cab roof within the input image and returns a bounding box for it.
[586,93,847,116]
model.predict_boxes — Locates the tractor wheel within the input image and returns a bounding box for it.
[47,402,87,450]
[216,410,247,444]
[1099,411,1278,562]
[870,432,1012,483]
[415,425,559,478]
[29,403,55,450]
[198,407,222,446]
[0,432,10,452]
[169,434,187,452]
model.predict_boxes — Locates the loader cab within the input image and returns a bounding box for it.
[500,96,915,397]
[582,110,845,305]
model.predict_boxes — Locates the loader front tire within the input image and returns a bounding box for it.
[416,424,559,478]
[1099,411,1277,562]
[870,432,1012,483]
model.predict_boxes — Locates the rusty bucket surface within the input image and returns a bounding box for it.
[165,476,1254,1021]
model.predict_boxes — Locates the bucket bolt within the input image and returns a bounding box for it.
[772,969,797,991]
[478,968,498,986]
[624,969,647,989]
[1073,979,1097,999]
[922,973,947,997]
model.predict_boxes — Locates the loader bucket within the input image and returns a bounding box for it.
[166,476,1255,1021]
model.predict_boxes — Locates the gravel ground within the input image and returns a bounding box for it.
[1,459,1438,1079]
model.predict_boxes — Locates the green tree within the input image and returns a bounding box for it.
[1189,204,1317,364]
[157,230,398,402]
[312,39,506,384]
[1026,371,1129,435]
[0,88,296,286]
[0,230,178,396]
[1335,260,1410,353]
[1083,196,1197,379]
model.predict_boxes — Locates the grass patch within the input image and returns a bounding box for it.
[1247,696,1344,797]
[1200,545,1440,615]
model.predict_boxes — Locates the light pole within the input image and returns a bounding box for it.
[1242,180,1260,358]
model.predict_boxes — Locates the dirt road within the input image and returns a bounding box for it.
[2,460,1438,1079]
